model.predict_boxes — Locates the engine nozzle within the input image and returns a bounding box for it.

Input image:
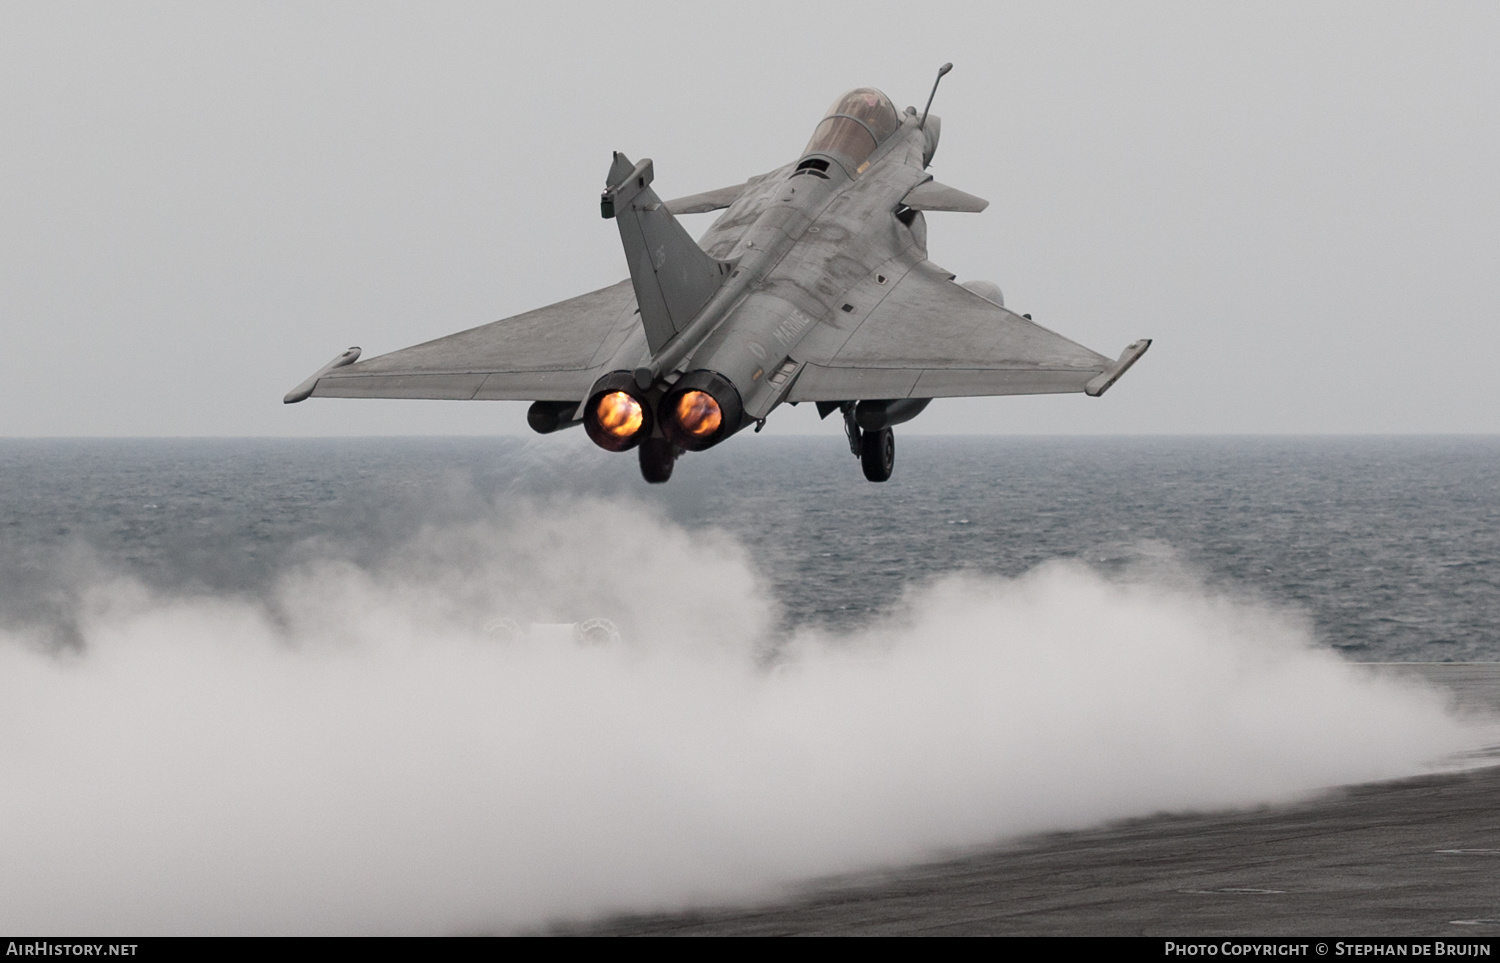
[583,372,653,452]
[661,370,743,451]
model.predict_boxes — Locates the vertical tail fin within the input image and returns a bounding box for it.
[601,153,734,356]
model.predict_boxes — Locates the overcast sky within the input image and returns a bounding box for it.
[3,2,1497,437]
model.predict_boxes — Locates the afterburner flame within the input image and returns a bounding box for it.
[674,391,722,438]
[596,391,644,438]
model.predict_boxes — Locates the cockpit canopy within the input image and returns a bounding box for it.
[802,88,901,173]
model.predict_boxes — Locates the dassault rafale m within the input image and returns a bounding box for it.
[285,66,1150,482]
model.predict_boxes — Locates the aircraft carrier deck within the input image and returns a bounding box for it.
[564,664,1500,936]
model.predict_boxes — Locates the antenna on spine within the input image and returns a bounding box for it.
[919,62,953,130]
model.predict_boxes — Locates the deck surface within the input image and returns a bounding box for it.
[562,664,1500,936]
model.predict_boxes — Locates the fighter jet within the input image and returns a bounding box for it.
[285,66,1150,483]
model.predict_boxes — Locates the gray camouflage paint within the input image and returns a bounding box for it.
[292,87,1147,440]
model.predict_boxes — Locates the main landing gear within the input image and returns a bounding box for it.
[638,437,680,484]
[843,404,894,483]
[860,427,895,482]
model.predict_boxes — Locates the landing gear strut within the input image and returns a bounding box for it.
[638,437,680,484]
[842,403,894,483]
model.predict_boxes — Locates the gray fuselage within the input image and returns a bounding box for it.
[606,110,937,429]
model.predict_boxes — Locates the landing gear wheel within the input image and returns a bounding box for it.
[638,437,679,484]
[860,428,894,482]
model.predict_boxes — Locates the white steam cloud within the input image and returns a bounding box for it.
[0,499,1481,934]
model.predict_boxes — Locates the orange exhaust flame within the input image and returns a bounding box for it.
[595,391,644,438]
[674,391,722,438]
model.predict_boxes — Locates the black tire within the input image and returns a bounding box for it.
[860,428,894,482]
[638,437,678,484]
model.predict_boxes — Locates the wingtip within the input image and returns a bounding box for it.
[1084,338,1151,397]
[284,346,361,404]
